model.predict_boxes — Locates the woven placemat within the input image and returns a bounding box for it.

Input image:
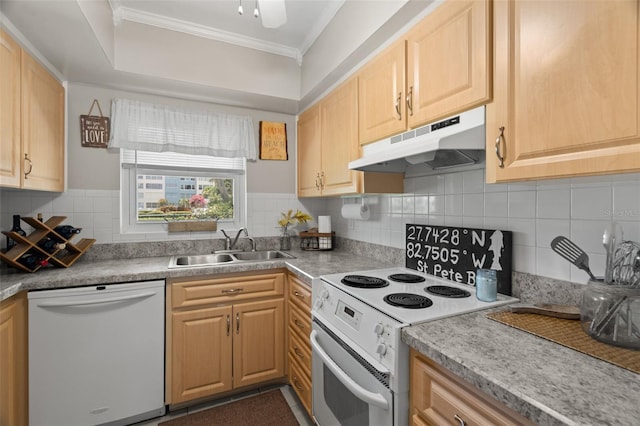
[486,310,640,374]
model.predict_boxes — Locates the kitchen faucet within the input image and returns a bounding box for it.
[220,228,255,251]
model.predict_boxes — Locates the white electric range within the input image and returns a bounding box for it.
[311,267,518,426]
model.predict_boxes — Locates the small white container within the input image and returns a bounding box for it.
[476,269,497,302]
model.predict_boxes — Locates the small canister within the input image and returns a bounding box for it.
[476,269,498,302]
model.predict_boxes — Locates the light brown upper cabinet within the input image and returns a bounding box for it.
[406,0,491,128]
[486,0,640,183]
[358,0,491,146]
[358,39,407,145]
[0,29,65,192]
[297,77,403,197]
[298,78,360,197]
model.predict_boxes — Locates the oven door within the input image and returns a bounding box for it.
[311,320,394,426]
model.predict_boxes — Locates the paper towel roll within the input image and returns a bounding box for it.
[318,216,332,233]
[341,204,370,220]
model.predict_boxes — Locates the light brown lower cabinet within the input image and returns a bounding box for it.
[0,292,28,426]
[410,349,533,426]
[168,271,285,406]
[286,273,312,417]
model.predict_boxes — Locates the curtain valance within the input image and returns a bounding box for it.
[108,98,257,160]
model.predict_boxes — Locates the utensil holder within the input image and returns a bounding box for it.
[581,280,640,349]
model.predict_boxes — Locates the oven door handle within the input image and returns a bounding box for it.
[310,330,389,410]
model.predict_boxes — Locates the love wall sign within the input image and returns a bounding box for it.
[80,99,110,148]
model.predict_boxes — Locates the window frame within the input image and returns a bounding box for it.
[120,153,246,235]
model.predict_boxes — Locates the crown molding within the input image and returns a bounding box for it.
[109,4,300,60]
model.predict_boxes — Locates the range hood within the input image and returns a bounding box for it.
[349,106,485,173]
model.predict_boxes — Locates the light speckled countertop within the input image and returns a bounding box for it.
[403,309,640,426]
[3,248,638,425]
[0,249,391,301]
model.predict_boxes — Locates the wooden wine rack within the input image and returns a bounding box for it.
[0,216,96,273]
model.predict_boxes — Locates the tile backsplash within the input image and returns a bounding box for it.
[1,169,639,285]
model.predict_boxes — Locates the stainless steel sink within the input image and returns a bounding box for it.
[232,250,295,261]
[168,250,295,268]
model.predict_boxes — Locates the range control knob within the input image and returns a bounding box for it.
[376,343,387,356]
[313,299,324,310]
[319,288,330,300]
[374,323,385,336]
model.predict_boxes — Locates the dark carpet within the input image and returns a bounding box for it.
[159,390,299,426]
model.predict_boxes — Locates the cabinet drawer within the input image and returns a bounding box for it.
[288,300,311,339]
[171,272,285,309]
[411,350,532,426]
[289,357,312,416]
[288,274,311,311]
[288,325,311,374]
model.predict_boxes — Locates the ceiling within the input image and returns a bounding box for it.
[0,0,432,113]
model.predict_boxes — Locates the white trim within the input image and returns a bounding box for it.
[111,6,300,60]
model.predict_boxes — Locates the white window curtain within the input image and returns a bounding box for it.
[108,98,257,160]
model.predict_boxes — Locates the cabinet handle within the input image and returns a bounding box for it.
[24,154,33,179]
[395,92,402,119]
[454,414,466,426]
[294,319,306,330]
[226,314,231,336]
[293,376,304,391]
[294,291,305,300]
[294,346,305,359]
[495,126,506,168]
[406,86,413,116]
[320,171,325,189]
[315,172,321,190]
[221,288,244,294]
[236,312,240,334]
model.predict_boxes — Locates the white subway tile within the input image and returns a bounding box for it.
[508,218,536,246]
[536,219,570,249]
[462,169,485,194]
[570,219,609,254]
[429,195,445,215]
[444,173,463,194]
[571,186,612,220]
[445,194,463,216]
[508,191,536,218]
[537,188,570,219]
[484,192,508,218]
[513,245,536,274]
[535,247,570,280]
[612,182,640,220]
[463,193,484,217]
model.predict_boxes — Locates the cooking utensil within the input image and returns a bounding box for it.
[550,236,597,280]
[611,240,640,286]
[510,303,580,320]
[603,222,624,284]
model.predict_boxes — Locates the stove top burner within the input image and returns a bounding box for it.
[341,275,389,288]
[388,273,426,283]
[425,285,471,298]
[383,293,433,309]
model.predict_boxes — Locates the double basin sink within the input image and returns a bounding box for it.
[168,250,295,269]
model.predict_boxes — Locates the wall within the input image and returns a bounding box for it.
[66,83,297,193]
[320,169,640,285]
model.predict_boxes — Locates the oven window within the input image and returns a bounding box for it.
[324,365,369,425]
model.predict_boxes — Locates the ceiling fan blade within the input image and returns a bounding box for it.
[258,0,287,28]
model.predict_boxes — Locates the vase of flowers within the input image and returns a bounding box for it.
[278,209,312,251]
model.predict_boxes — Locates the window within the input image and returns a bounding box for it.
[121,149,246,234]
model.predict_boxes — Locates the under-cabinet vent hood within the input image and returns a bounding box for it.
[349,106,485,173]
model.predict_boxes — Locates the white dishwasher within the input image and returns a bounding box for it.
[28,280,166,426]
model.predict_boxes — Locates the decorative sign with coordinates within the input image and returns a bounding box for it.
[405,224,513,295]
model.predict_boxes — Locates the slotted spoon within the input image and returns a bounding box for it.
[551,236,597,280]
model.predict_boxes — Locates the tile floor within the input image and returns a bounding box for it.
[134,385,314,426]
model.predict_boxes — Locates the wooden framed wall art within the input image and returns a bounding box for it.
[259,121,288,160]
[80,99,110,148]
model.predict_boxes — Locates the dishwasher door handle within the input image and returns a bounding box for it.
[35,291,156,308]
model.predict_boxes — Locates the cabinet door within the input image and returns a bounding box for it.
[0,29,21,188]
[297,103,322,197]
[171,305,233,403]
[487,0,640,183]
[320,78,361,195]
[406,0,491,127]
[358,39,407,145]
[411,350,533,426]
[233,299,284,388]
[0,292,27,426]
[21,53,65,192]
